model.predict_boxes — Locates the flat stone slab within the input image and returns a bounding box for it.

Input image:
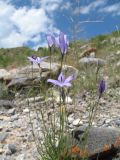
[6,63,78,90]
[4,62,60,81]
[67,127,120,159]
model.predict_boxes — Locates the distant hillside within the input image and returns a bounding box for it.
[0,30,120,68]
[0,47,35,68]
[90,30,120,49]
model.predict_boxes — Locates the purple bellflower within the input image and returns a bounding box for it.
[47,72,74,87]
[56,32,69,54]
[46,34,55,47]
[98,80,106,98]
[28,56,48,65]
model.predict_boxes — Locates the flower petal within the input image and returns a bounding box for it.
[47,79,62,87]
[59,42,66,54]
[55,37,60,48]
[46,34,55,47]
[28,57,36,63]
[37,56,48,64]
[59,32,65,44]
[64,75,74,83]
[58,72,65,82]
[63,82,72,87]
[64,35,69,46]
[59,32,68,54]
[64,44,68,54]
[99,80,105,94]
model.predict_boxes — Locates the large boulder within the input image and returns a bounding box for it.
[6,62,78,90]
[7,62,59,89]
[79,57,106,67]
[62,65,78,79]
[4,62,59,81]
[0,69,10,81]
[66,127,120,159]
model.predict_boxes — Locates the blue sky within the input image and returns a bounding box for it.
[0,0,120,49]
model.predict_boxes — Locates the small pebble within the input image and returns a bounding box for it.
[8,143,17,154]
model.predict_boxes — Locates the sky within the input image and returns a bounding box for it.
[0,0,120,49]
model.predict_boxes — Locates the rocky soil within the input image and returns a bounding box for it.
[0,50,120,160]
[0,85,120,160]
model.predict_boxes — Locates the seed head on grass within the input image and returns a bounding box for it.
[47,72,74,87]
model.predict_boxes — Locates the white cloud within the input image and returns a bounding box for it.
[11,7,52,36]
[31,0,71,11]
[31,0,62,12]
[74,0,107,15]
[0,31,28,48]
[99,2,120,16]
[60,2,71,10]
[32,35,41,43]
[0,1,15,39]
[0,0,61,48]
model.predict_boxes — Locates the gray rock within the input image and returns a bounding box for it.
[7,108,16,115]
[0,100,14,109]
[6,62,60,81]
[69,126,120,159]
[0,132,8,143]
[6,61,59,89]
[16,154,25,160]
[7,63,78,91]
[8,144,17,154]
[105,119,111,124]
[10,114,19,121]
[115,120,120,126]
[23,108,29,113]
[68,114,74,124]
[0,156,8,160]
[5,149,12,155]
[72,118,83,126]
[7,77,36,89]
[0,69,10,80]
[79,57,105,67]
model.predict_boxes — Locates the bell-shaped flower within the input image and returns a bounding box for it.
[98,80,106,98]
[55,32,69,54]
[46,34,55,47]
[47,72,74,87]
[28,55,48,65]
